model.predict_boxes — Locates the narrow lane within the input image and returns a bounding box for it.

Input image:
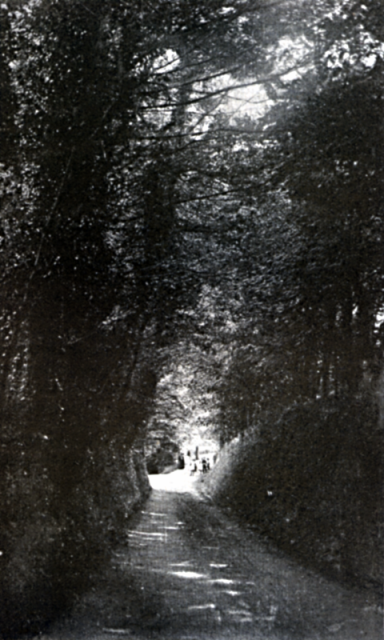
[52,469,382,640]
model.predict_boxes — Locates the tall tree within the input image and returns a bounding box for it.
[212,0,384,588]
[0,0,297,632]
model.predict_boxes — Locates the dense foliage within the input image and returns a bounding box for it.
[0,0,383,634]
[209,1,384,589]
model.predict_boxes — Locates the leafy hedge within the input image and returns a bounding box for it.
[0,447,150,637]
[206,395,383,593]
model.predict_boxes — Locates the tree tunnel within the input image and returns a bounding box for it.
[0,0,383,635]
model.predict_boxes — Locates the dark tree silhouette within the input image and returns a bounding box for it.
[0,0,382,634]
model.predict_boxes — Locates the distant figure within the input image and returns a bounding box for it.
[202,458,208,473]
[178,453,185,469]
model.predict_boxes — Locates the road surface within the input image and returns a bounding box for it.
[49,469,382,640]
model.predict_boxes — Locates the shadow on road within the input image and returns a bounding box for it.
[48,469,383,640]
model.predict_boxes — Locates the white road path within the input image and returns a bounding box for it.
[48,469,383,640]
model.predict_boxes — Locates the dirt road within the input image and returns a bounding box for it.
[51,469,382,640]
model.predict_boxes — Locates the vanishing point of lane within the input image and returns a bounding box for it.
[109,469,382,639]
[51,468,383,640]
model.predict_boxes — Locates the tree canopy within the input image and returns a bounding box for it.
[0,0,383,633]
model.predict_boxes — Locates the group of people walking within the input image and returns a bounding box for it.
[178,449,212,474]
[189,456,210,474]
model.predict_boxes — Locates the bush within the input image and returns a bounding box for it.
[207,395,383,592]
[0,443,151,637]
